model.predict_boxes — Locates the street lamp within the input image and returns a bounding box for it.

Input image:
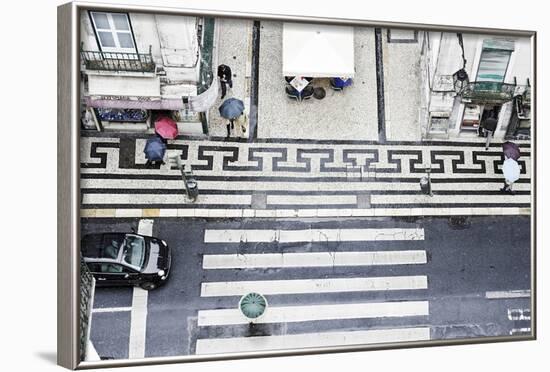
[453,68,469,94]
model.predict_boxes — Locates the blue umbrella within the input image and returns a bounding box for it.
[219,98,244,119]
[144,136,166,161]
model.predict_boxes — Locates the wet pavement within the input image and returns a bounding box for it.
[83,214,531,359]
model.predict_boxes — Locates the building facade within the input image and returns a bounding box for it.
[420,31,531,140]
[79,11,216,134]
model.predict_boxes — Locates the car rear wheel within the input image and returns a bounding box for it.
[140,282,157,290]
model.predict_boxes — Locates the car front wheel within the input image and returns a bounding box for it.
[140,282,157,290]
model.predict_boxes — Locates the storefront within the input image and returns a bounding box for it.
[506,87,531,140]
[79,11,214,135]
[421,32,531,141]
[80,74,203,133]
[458,81,516,137]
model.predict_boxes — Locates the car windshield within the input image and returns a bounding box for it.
[122,235,146,269]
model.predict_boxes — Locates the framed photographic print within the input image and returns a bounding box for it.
[57,0,536,369]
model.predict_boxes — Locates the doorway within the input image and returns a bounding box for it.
[478,105,501,137]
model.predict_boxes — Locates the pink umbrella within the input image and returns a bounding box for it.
[154,116,178,139]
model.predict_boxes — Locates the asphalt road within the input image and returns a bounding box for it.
[82,215,531,359]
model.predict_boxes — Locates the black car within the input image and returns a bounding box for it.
[81,232,171,290]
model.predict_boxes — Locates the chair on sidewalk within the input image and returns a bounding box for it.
[330,78,352,92]
[285,85,314,102]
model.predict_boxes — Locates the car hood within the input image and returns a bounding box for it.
[142,240,169,274]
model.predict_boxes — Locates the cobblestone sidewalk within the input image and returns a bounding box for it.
[80,133,531,218]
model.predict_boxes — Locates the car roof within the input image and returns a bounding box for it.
[81,233,127,259]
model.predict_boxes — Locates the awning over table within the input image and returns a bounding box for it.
[282,22,355,78]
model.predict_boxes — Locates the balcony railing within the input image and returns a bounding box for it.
[460,81,516,104]
[80,44,156,73]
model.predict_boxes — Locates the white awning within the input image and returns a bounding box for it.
[283,23,355,78]
[87,74,161,98]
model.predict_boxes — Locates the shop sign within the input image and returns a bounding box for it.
[90,95,161,102]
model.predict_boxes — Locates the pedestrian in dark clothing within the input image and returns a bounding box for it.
[481,108,499,150]
[217,64,233,99]
[144,134,166,168]
[226,119,235,139]
[145,159,165,167]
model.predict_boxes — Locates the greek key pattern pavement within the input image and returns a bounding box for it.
[80,135,532,215]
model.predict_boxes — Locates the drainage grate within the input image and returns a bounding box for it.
[448,216,471,229]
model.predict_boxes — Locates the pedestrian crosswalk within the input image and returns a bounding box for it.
[195,226,431,355]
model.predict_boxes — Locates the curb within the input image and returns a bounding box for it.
[81,207,531,218]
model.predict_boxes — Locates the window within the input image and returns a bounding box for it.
[100,263,131,274]
[476,40,514,83]
[429,116,450,134]
[85,263,102,273]
[122,235,146,269]
[100,234,124,259]
[90,12,136,53]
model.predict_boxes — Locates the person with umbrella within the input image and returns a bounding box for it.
[154,116,178,140]
[219,97,245,138]
[500,141,521,194]
[144,135,167,168]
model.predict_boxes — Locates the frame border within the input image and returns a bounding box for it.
[57,1,537,369]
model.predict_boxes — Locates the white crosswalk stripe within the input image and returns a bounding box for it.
[201,276,428,297]
[128,219,153,359]
[204,228,425,243]
[195,327,431,354]
[203,251,427,269]
[198,301,429,326]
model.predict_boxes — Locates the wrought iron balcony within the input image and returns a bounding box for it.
[80,44,156,73]
[522,86,531,104]
[460,81,516,104]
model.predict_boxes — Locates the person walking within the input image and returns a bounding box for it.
[500,157,520,195]
[219,97,244,140]
[144,135,167,168]
[217,64,233,99]
[481,108,498,150]
[234,112,249,138]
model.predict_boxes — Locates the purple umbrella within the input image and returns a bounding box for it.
[502,141,520,160]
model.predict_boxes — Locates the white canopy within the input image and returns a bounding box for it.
[283,22,355,78]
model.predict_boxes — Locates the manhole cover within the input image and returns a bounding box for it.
[239,293,268,320]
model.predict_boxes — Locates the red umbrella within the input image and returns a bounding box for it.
[154,116,178,139]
